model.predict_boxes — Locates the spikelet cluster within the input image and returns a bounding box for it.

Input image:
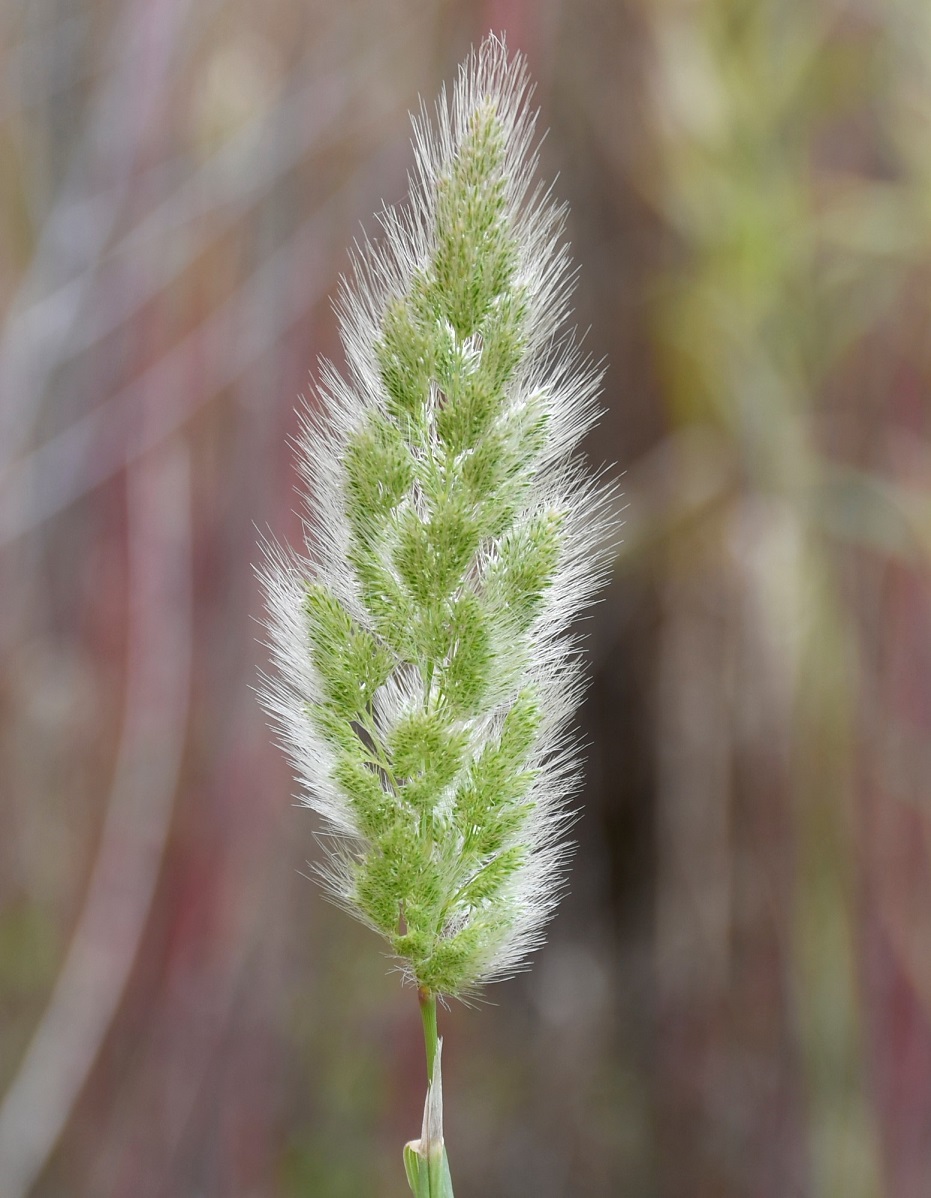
[261,35,613,997]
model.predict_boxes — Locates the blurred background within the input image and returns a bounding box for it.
[1,0,931,1194]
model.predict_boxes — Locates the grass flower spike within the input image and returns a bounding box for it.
[260,33,612,1193]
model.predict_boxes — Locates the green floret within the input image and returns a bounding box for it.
[453,689,540,856]
[430,102,517,336]
[394,499,482,606]
[376,297,436,426]
[332,750,395,839]
[389,711,469,814]
[344,412,413,528]
[455,845,525,908]
[304,584,394,718]
[438,592,492,717]
[486,509,564,632]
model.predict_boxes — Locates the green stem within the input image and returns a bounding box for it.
[419,987,438,1083]
[405,991,454,1197]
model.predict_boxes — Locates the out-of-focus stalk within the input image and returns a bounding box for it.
[640,0,904,1192]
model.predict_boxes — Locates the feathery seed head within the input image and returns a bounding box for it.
[260,34,614,997]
